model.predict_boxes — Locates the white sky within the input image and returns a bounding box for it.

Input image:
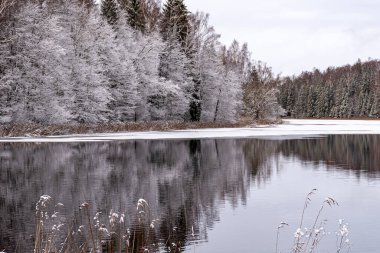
[186,0,380,76]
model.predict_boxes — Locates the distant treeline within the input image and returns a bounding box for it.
[279,60,380,118]
[0,0,283,125]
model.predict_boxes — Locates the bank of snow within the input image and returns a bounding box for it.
[2,119,380,143]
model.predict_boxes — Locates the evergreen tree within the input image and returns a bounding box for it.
[339,85,350,118]
[126,0,146,32]
[161,0,190,48]
[278,60,380,119]
[243,67,260,117]
[370,89,380,117]
[358,68,372,116]
[102,0,118,25]
[286,84,296,116]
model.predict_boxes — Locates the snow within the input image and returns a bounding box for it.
[2,119,380,143]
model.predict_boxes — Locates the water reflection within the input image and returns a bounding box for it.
[0,135,379,252]
[279,135,380,177]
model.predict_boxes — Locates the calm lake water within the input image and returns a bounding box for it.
[1,135,380,252]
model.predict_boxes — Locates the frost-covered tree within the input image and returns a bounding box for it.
[0,3,71,124]
[115,19,151,121]
[101,0,118,25]
[186,15,251,122]
[97,16,139,122]
[116,14,188,121]
[70,7,111,123]
[155,35,189,120]
[0,0,282,125]
[187,13,222,122]
[141,0,160,32]
[213,41,248,122]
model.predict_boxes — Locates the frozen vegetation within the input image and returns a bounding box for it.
[1,0,380,130]
[0,0,283,126]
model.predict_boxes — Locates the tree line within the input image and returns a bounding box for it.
[0,0,283,125]
[279,60,380,118]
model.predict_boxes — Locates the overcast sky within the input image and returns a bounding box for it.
[186,0,380,76]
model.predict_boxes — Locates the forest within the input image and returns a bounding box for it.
[0,0,284,125]
[279,60,380,118]
[2,0,380,126]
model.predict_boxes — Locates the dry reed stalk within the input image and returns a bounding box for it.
[0,118,280,137]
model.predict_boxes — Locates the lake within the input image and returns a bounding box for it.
[1,135,380,252]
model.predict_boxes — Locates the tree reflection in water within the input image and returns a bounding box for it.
[0,135,379,252]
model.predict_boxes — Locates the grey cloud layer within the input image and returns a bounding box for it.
[187,0,380,75]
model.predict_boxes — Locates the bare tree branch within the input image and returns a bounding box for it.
[0,0,15,18]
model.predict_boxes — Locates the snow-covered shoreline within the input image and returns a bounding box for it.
[1,119,380,143]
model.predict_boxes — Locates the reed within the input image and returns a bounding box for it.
[276,189,351,253]
[34,195,65,253]
[32,196,160,253]
[32,191,351,253]
[0,118,280,137]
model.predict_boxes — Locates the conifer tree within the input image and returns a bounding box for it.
[243,67,259,117]
[161,0,190,48]
[126,0,145,32]
[102,0,118,25]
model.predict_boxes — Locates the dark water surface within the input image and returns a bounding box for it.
[1,135,380,252]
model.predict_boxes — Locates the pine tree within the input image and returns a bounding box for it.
[126,0,146,32]
[161,0,190,48]
[102,0,118,25]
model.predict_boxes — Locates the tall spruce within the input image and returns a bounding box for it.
[161,0,190,48]
[126,0,145,32]
[101,0,118,25]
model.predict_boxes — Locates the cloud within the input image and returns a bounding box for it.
[186,0,380,75]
